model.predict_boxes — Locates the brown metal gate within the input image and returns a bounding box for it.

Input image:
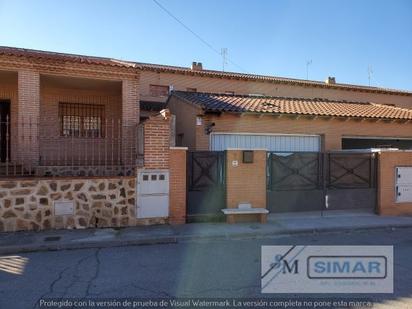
[186,151,226,222]
[267,151,377,213]
[326,152,377,211]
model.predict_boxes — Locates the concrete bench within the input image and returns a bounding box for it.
[221,207,269,224]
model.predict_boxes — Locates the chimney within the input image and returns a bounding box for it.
[191,62,203,71]
[325,76,336,84]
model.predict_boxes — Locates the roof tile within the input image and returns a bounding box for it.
[171,91,412,120]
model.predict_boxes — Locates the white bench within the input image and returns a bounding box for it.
[221,205,269,224]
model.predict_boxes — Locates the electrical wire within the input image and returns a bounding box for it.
[152,0,249,73]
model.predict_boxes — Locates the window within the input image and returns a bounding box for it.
[187,87,197,92]
[177,133,184,146]
[59,103,105,138]
[149,84,169,97]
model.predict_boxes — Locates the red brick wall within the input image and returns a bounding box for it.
[143,112,171,169]
[39,86,122,165]
[226,150,267,209]
[378,151,412,216]
[18,70,40,165]
[122,79,139,164]
[169,147,187,224]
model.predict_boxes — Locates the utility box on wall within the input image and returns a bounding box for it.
[136,170,169,218]
[396,167,412,203]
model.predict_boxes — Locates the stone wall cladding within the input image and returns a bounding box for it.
[0,177,164,233]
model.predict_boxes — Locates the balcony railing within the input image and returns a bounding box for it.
[0,117,141,177]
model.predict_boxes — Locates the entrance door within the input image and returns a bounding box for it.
[0,101,10,162]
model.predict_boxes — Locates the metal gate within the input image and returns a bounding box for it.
[326,152,377,211]
[267,152,324,213]
[267,152,377,213]
[187,151,226,221]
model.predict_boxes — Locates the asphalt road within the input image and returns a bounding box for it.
[1,228,412,309]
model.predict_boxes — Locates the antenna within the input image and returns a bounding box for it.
[221,48,228,72]
[306,60,312,80]
[368,65,373,86]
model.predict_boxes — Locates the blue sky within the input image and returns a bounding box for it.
[0,0,411,90]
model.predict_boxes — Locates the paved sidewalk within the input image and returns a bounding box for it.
[1,212,412,254]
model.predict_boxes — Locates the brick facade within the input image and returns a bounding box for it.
[378,151,412,216]
[169,147,187,224]
[140,71,412,109]
[39,85,123,165]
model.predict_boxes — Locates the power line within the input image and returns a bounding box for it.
[151,0,248,73]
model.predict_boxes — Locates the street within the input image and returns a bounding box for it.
[1,228,412,308]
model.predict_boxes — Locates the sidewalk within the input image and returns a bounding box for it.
[1,212,412,254]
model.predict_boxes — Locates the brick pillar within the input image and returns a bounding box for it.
[226,150,267,209]
[143,113,171,169]
[122,78,139,165]
[18,70,40,166]
[169,147,187,224]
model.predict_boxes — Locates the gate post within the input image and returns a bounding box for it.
[169,147,188,224]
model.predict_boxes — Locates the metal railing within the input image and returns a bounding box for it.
[0,116,141,177]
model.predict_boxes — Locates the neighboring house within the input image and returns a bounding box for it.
[167,91,412,152]
[137,62,412,117]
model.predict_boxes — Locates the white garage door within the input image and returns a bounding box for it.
[210,133,321,152]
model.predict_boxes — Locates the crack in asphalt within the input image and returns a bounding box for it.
[84,248,101,298]
[32,249,98,309]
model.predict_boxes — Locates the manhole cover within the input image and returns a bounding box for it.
[44,236,61,242]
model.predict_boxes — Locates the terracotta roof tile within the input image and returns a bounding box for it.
[0,46,136,68]
[171,91,412,120]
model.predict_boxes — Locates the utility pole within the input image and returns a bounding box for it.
[368,65,373,86]
[221,48,228,72]
[306,60,312,80]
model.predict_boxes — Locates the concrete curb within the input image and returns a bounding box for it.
[2,222,412,255]
[0,236,178,255]
[177,223,412,242]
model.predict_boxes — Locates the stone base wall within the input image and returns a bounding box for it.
[0,177,166,232]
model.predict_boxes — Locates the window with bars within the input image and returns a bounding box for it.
[59,103,105,138]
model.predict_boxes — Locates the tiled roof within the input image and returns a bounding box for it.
[0,46,411,95]
[136,63,412,96]
[171,91,412,120]
[0,46,136,68]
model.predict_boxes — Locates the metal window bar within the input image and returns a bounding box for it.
[0,115,138,178]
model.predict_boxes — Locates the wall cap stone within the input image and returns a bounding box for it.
[170,147,188,150]
[226,148,268,151]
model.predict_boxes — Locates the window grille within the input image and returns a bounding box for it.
[59,103,105,138]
